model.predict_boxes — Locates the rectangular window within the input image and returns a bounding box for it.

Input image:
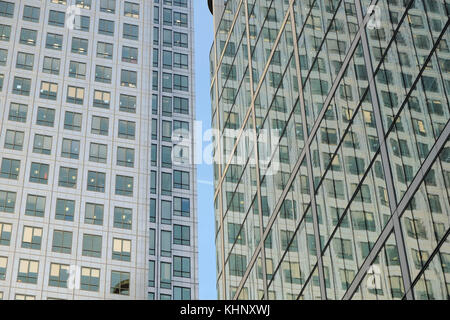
[118,120,135,140]
[95,65,112,83]
[23,6,39,22]
[87,171,106,193]
[19,28,37,46]
[85,203,104,226]
[123,23,138,40]
[174,170,189,190]
[93,90,110,109]
[89,143,107,164]
[0,158,20,180]
[12,77,31,96]
[40,81,58,100]
[0,24,11,41]
[161,230,172,257]
[37,107,55,127]
[124,2,139,18]
[33,134,52,155]
[61,139,80,159]
[100,0,115,13]
[48,10,65,27]
[29,162,49,184]
[174,197,190,217]
[49,263,69,288]
[0,222,12,245]
[67,86,84,105]
[112,238,131,261]
[55,198,75,221]
[91,116,109,135]
[71,37,88,55]
[16,52,34,71]
[160,262,171,289]
[122,46,138,64]
[0,190,16,213]
[115,175,133,197]
[0,1,14,18]
[114,207,132,230]
[174,225,190,246]
[51,230,72,254]
[117,147,134,168]
[4,130,24,151]
[120,69,137,88]
[69,61,86,79]
[9,103,27,122]
[111,271,129,295]
[174,256,190,278]
[25,195,45,217]
[82,234,102,258]
[0,256,7,280]
[64,111,82,131]
[119,94,136,113]
[97,42,113,59]
[58,167,78,188]
[81,267,100,292]
[161,172,172,196]
[43,56,60,75]
[46,33,63,50]
[18,259,39,284]
[99,19,114,36]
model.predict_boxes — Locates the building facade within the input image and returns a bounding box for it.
[209,0,450,300]
[0,0,197,300]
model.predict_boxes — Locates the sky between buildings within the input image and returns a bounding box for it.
[194,1,216,300]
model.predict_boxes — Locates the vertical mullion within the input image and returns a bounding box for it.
[354,0,414,299]
[289,4,327,300]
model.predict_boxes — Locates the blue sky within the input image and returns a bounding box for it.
[194,1,216,300]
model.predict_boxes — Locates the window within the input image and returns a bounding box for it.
[161,172,172,196]
[162,146,172,168]
[82,234,102,258]
[25,195,45,217]
[69,61,86,79]
[91,116,109,135]
[74,15,90,32]
[174,170,189,190]
[61,139,80,159]
[8,103,27,123]
[0,74,2,91]
[5,130,24,151]
[33,134,52,155]
[17,259,38,284]
[160,262,171,289]
[174,53,188,69]
[16,3,31,18]
[114,207,132,230]
[148,260,155,286]
[229,254,246,276]
[64,111,82,131]
[15,294,35,300]
[118,120,135,139]
[43,56,60,75]
[89,143,107,163]
[71,37,88,55]
[55,198,75,221]
[174,256,190,278]
[119,94,136,113]
[117,147,134,167]
[52,230,72,254]
[174,74,188,91]
[124,2,139,18]
[0,24,11,41]
[87,171,106,193]
[93,90,110,109]
[0,190,16,213]
[112,238,131,262]
[174,12,188,27]
[0,256,6,280]
[49,263,69,288]
[161,200,172,224]
[174,225,190,246]
[67,86,84,104]
[115,175,133,197]
[174,31,188,48]
[149,229,156,255]
[19,28,37,46]
[85,203,104,225]
[16,52,34,70]
[123,23,138,40]
[48,10,65,27]
[121,70,137,87]
[174,197,190,217]
[81,267,100,292]
[111,271,129,295]
[122,46,138,64]
[0,48,6,66]
[174,287,191,300]
[46,33,63,50]
[39,81,58,100]
[21,226,42,250]
[0,223,12,245]
[97,42,113,59]
[100,0,115,13]
[99,19,114,36]
[95,65,112,83]
[161,231,172,257]
[29,162,49,184]
[12,77,31,96]
[0,1,14,18]
[58,167,78,188]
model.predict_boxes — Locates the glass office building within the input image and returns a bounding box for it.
[0,0,197,300]
[209,0,450,300]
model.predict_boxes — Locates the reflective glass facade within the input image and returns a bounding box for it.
[209,0,450,300]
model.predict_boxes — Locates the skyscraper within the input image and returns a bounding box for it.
[209,0,450,300]
[0,0,197,300]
